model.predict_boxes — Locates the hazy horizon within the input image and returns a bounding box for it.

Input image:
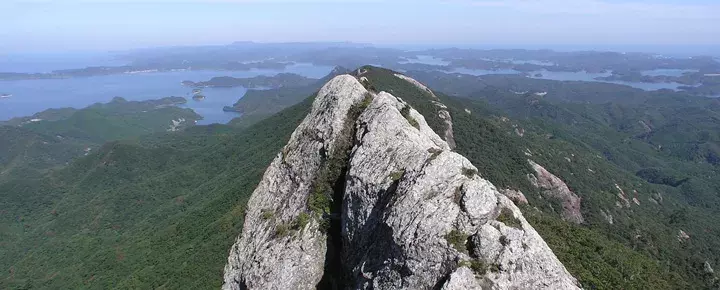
[2,0,719,55]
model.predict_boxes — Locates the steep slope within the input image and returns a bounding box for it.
[0,100,310,289]
[223,74,579,289]
[402,69,719,288]
[224,75,367,289]
[0,97,200,179]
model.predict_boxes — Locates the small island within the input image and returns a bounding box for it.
[191,88,206,100]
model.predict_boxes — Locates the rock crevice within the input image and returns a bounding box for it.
[223,74,580,290]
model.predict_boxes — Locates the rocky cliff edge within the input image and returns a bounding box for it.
[223,73,580,290]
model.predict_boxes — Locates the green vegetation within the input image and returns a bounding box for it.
[307,88,370,228]
[23,97,198,143]
[635,167,688,187]
[4,64,720,289]
[184,73,316,89]
[355,66,447,135]
[309,184,332,216]
[0,97,200,180]
[275,223,291,239]
[228,67,349,128]
[0,107,77,126]
[399,105,420,129]
[0,96,312,289]
[445,229,469,253]
[459,259,487,276]
[388,170,404,182]
[261,209,274,220]
[496,208,521,229]
[360,92,374,109]
[461,167,477,178]
[427,147,442,162]
[359,66,717,289]
[293,212,311,230]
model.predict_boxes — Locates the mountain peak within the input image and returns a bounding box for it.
[223,72,580,289]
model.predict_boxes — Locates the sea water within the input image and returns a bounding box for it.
[0,58,333,124]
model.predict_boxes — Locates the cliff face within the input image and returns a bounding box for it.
[527,160,585,224]
[223,73,580,289]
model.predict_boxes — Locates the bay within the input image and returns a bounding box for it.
[0,63,333,124]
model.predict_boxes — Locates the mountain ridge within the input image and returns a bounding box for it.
[223,73,579,289]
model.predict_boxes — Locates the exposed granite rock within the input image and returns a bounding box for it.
[394,72,455,149]
[224,74,580,290]
[435,103,457,150]
[638,120,653,135]
[600,209,614,225]
[705,261,715,274]
[528,160,585,224]
[394,73,438,100]
[678,230,691,242]
[222,75,370,290]
[441,267,482,290]
[500,188,529,205]
[614,184,631,208]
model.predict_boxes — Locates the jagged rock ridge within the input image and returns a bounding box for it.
[223,72,580,289]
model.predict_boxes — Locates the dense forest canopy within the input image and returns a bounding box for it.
[2,43,720,289]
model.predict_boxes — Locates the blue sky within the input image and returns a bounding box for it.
[0,0,718,53]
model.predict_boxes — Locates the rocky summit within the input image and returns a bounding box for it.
[223,73,580,289]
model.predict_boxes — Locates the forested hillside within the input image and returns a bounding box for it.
[403,68,720,288]
[3,66,720,289]
[0,98,312,289]
[0,97,200,180]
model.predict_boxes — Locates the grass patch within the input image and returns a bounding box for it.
[275,223,291,239]
[309,185,332,217]
[445,229,469,253]
[260,209,274,220]
[427,147,442,162]
[459,260,487,276]
[388,170,405,182]
[461,167,477,178]
[360,78,377,92]
[400,105,420,129]
[497,207,522,229]
[360,92,374,109]
[307,92,371,220]
[293,212,310,230]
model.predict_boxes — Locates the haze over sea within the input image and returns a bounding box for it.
[2,47,717,124]
[0,53,333,124]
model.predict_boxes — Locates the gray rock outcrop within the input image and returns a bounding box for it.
[395,73,456,149]
[223,74,580,290]
[222,75,369,290]
[500,188,529,205]
[528,160,585,224]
